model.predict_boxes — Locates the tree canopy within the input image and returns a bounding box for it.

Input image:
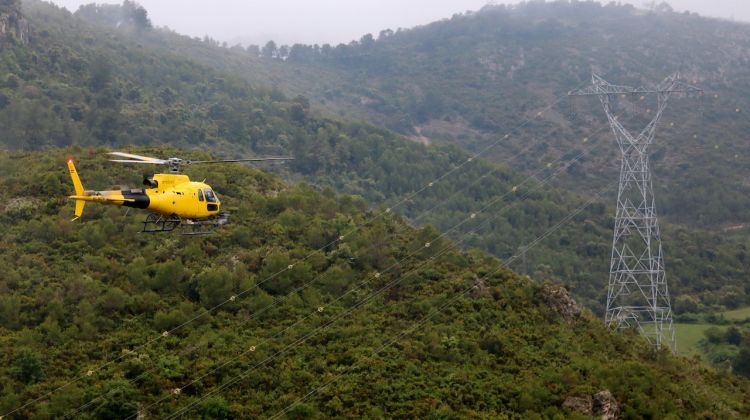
[0,148,748,417]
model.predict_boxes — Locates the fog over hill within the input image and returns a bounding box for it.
[2,0,750,417]
[93,0,750,229]
[4,0,748,314]
[48,0,750,45]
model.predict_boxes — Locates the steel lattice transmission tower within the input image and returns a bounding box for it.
[570,73,701,351]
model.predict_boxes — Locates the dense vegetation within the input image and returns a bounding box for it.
[1,1,750,415]
[0,149,749,418]
[701,325,750,374]
[283,1,750,229]
[673,308,750,376]
[118,0,750,228]
[1,0,748,314]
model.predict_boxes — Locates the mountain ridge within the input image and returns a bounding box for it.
[0,148,748,417]
[1,1,750,416]
[123,0,750,228]
[3,0,749,315]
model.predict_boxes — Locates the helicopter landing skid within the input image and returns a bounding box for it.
[180,212,230,235]
[142,213,182,233]
[141,212,230,235]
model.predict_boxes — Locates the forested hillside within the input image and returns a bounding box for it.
[1,1,750,415]
[1,149,749,418]
[279,2,750,228]
[1,0,748,314]
[104,0,750,228]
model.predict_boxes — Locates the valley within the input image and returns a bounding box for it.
[1,0,749,417]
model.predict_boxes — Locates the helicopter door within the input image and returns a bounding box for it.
[197,189,204,201]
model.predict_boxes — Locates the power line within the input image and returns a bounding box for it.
[153,145,606,419]
[63,117,612,420]
[67,110,618,419]
[271,189,607,419]
[204,188,612,420]
[3,87,586,418]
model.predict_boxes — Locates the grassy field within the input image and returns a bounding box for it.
[722,306,750,322]
[674,306,750,358]
[675,323,726,357]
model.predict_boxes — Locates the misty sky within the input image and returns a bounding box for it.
[48,0,750,46]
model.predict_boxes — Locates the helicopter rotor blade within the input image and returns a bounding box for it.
[108,152,164,162]
[187,157,294,164]
[109,159,169,164]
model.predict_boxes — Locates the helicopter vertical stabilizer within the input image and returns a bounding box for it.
[67,159,86,220]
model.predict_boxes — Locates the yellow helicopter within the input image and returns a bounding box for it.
[67,152,293,234]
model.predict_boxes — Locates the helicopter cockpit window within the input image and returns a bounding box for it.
[198,189,204,202]
[204,189,217,203]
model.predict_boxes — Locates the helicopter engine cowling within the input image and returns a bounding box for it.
[143,176,158,188]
